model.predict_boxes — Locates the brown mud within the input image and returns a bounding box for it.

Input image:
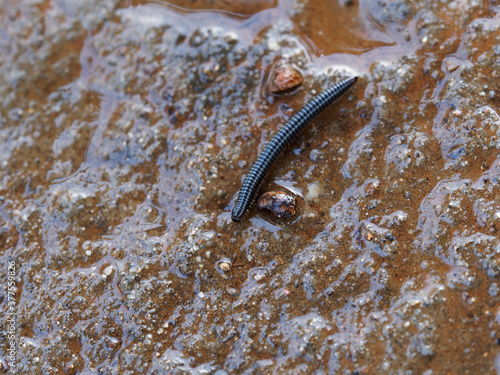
[1,0,500,373]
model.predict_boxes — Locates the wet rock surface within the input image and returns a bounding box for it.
[0,0,500,374]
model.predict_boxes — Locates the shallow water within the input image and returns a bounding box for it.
[1,0,500,373]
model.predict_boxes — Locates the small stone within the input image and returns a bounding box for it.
[443,57,461,73]
[253,272,265,282]
[257,191,297,219]
[103,336,121,349]
[217,259,232,272]
[305,182,321,201]
[271,65,303,93]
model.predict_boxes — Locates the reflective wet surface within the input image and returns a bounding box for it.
[1,0,500,373]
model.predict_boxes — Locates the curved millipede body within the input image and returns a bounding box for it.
[231,76,358,222]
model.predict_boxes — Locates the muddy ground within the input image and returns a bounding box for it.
[1,0,500,373]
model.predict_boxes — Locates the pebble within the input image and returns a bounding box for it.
[305,182,321,201]
[271,65,303,93]
[103,336,121,349]
[257,191,297,219]
[103,265,114,276]
[216,258,232,272]
[443,56,461,73]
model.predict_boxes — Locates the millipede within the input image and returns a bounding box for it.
[231,76,358,223]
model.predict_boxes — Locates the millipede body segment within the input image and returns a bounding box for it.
[231,76,358,222]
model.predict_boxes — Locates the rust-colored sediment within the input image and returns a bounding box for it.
[0,0,499,373]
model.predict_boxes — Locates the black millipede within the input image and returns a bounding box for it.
[231,76,358,222]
